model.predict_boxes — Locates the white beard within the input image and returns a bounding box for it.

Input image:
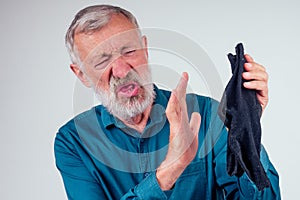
[94,68,155,121]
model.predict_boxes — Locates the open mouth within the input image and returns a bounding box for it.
[116,82,140,98]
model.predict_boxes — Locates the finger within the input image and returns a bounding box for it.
[166,91,181,122]
[244,79,269,113]
[243,80,268,92]
[256,94,268,111]
[244,62,266,73]
[175,72,189,101]
[244,54,254,63]
[242,69,268,82]
[189,112,201,135]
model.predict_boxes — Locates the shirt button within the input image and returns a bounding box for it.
[140,138,144,143]
[144,172,150,177]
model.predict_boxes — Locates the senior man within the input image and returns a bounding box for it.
[54,5,280,199]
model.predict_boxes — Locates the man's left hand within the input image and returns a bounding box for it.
[242,54,269,112]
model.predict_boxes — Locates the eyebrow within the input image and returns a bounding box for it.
[87,41,140,62]
[120,45,133,52]
[88,52,110,63]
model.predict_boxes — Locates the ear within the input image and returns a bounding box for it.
[141,35,148,58]
[70,64,92,88]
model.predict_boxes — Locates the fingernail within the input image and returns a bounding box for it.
[243,82,250,87]
[182,72,188,81]
[245,63,252,68]
[243,72,250,78]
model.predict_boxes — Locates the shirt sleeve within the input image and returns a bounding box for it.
[120,172,168,200]
[210,97,281,200]
[55,129,168,200]
[210,100,281,199]
[237,145,281,199]
[54,131,107,200]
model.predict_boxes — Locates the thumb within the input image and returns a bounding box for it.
[189,112,201,135]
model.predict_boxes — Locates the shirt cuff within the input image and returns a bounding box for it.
[135,172,167,199]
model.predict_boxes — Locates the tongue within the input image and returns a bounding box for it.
[118,83,139,98]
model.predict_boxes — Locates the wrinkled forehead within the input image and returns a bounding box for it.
[82,29,143,62]
[74,13,142,63]
[96,28,141,51]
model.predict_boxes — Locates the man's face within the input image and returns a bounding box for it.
[72,14,154,120]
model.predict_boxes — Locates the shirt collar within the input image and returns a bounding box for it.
[100,106,115,128]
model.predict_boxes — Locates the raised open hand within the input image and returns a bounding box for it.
[156,72,201,190]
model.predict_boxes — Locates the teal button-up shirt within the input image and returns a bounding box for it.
[54,86,280,199]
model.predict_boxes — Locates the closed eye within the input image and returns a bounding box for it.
[122,48,137,57]
[94,57,110,69]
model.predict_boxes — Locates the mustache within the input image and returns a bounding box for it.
[110,71,142,91]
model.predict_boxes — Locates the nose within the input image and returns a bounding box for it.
[111,56,132,79]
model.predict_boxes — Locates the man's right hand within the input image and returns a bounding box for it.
[156,72,201,190]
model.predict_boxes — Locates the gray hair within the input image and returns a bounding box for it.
[65,5,140,65]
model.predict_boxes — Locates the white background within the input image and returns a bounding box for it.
[0,0,299,199]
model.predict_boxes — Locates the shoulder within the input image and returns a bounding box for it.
[59,106,100,131]
[54,105,105,147]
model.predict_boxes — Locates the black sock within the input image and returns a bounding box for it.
[218,43,270,191]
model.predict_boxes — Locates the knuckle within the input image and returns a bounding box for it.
[265,72,269,81]
[262,81,268,89]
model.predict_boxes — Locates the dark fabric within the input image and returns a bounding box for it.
[218,43,270,191]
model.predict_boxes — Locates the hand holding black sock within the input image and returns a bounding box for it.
[218,43,270,191]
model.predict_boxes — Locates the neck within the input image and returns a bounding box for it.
[120,104,152,133]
